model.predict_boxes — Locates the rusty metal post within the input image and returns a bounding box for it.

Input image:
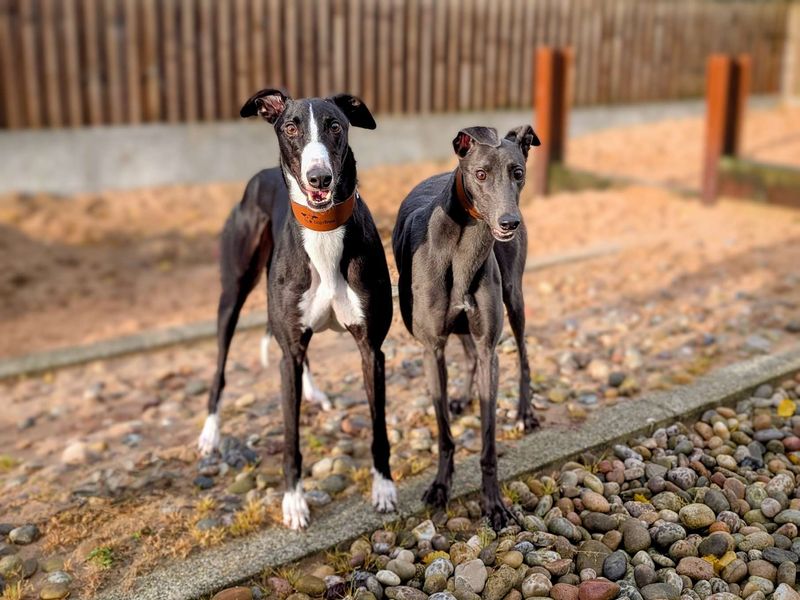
[533,46,573,196]
[702,54,751,203]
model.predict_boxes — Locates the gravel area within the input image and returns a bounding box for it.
[196,376,800,600]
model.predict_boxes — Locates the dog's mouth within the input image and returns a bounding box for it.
[302,187,333,211]
[491,228,517,242]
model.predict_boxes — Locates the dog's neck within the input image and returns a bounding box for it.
[431,169,496,288]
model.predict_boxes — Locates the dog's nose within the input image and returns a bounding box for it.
[498,214,521,232]
[306,167,333,190]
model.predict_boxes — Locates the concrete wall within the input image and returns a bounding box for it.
[0,98,775,195]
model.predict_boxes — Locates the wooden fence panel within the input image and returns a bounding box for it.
[182,0,198,121]
[0,0,20,128]
[361,0,376,107]
[0,0,793,129]
[161,0,179,122]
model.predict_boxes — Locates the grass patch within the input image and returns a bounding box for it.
[86,546,115,570]
[1,580,28,600]
[229,500,269,537]
[0,455,18,473]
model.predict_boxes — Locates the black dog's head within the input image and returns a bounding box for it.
[241,89,376,211]
[452,125,540,242]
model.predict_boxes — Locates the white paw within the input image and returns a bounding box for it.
[302,368,333,411]
[282,483,310,530]
[260,334,271,368]
[371,468,398,513]
[197,414,220,456]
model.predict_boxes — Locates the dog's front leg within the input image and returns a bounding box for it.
[280,348,310,530]
[476,347,514,530]
[421,344,454,508]
[350,326,397,513]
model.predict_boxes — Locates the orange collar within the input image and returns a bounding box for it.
[454,167,482,220]
[291,191,356,231]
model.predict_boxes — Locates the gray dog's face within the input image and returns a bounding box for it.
[240,89,376,211]
[453,125,540,242]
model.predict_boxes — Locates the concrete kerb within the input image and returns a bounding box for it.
[92,344,800,600]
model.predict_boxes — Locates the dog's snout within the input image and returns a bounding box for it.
[306,166,333,190]
[498,213,521,232]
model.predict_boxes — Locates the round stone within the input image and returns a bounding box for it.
[454,559,487,593]
[680,505,716,529]
[602,550,628,581]
[521,573,552,598]
[677,557,714,580]
[376,570,401,587]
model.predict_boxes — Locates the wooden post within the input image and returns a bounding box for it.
[782,1,800,105]
[533,46,573,197]
[702,54,751,203]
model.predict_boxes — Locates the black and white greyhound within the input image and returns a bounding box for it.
[392,125,540,529]
[198,89,396,529]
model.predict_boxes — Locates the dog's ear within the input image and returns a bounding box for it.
[240,88,290,122]
[452,126,500,158]
[504,125,541,159]
[327,94,376,130]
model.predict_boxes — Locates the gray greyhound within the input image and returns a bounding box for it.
[391,125,540,529]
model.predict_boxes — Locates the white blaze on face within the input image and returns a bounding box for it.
[300,105,333,201]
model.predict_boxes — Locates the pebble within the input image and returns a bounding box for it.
[552,583,581,600]
[483,565,516,600]
[773,584,800,600]
[211,588,254,600]
[641,583,680,600]
[0,555,22,578]
[602,550,628,581]
[376,570,401,587]
[386,559,416,582]
[454,559,487,593]
[39,583,70,600]
[412,520,435,542]
[294,575,326,596]
[8,524,40,545]
[578,580,620,600]
[384,586,428,600]
[679,504,716,529]
[677,557,714,580]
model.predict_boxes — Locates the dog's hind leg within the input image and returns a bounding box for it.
[450,334,477,415]
[200,207,272,456]
[421,345,454,508]
[503,283,539,433]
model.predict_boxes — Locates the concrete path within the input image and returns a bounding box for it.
[0,97,776,195]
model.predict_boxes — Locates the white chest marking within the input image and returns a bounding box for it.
[298,227,364,332]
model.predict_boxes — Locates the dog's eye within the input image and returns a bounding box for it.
[330,121,342,134]
[475,169,487,181]
[513,168,524,181]
[284,123,299,137]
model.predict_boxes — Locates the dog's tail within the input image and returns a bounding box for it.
[260,331,272,367]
